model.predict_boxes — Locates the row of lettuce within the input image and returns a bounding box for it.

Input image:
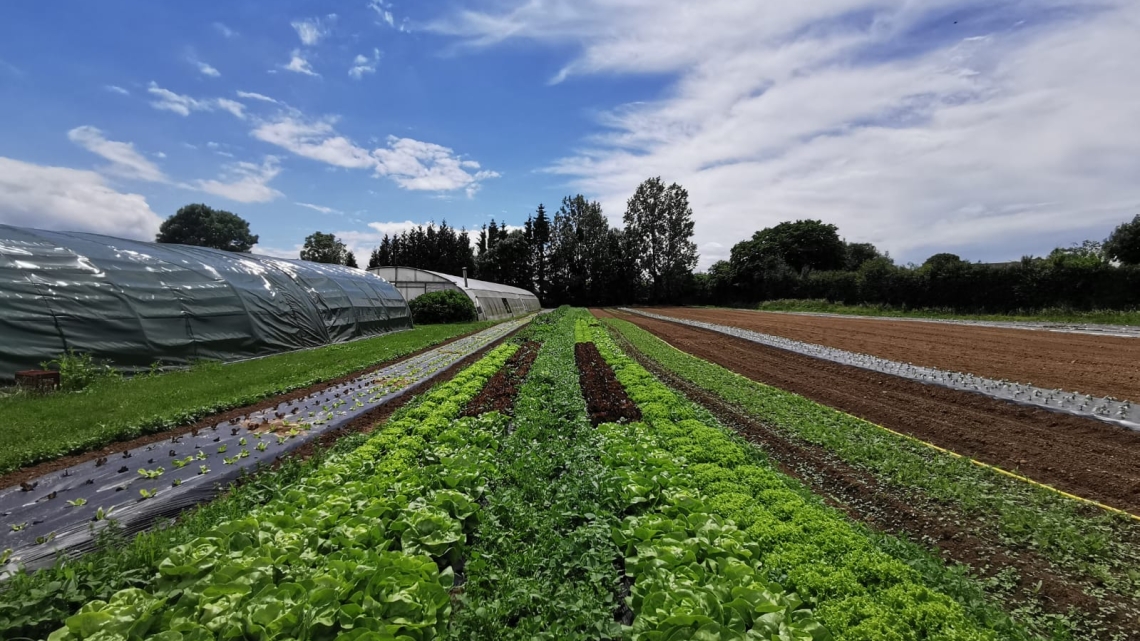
[602,315,1140,639]
[8,308,1043,639]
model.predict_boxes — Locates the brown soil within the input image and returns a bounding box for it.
[649,307,1140,401]
[575,342,641,426]
[463,341,541,417]
[599,319,1140,638]
[604,310,1140,515]
[1,326,492,491]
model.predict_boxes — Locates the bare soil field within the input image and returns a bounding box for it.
[649,307,1140,401]
[605,309,1140,514]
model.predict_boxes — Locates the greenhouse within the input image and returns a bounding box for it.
[369,266,541,321]
[0,225,411,383]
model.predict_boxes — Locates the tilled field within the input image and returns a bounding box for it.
[650,307,1140,401]
[603,309,1140,514]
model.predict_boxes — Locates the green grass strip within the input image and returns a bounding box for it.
[590,317,1032,641]
[0,321,495,476]
[750,300,1140,326]
[5,343,516,640]
[603,317,1140,602]
[450,309,628,639]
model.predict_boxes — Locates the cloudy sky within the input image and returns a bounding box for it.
[1,1,1137,267]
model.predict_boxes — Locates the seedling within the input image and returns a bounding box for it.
[139,488,157,499]
[67,498,87,507]
[199,465,210,475]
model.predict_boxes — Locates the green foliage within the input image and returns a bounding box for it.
[37,344,518,641]
[588,320,1029,641]
[1104,214,1140,265]
[753,299,1140,326]
[155,204,258,252]
[300,231,351,264]
[623,177,699,304]
[605,316,1140,639]
[409,290,478,324]
[738,220,848,275]
[0,321,492,476]
[368,221,476,276]
[41,350,119,392]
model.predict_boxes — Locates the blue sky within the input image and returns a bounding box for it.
[1,1,1138,268]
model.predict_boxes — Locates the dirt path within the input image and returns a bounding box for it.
[648,307,1140,401]
[605,310,1140,515]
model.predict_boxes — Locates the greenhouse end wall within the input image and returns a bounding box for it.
[0,225,412,383]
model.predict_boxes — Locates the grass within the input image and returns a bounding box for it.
[0,321,494,477]
[748,299,1140,326]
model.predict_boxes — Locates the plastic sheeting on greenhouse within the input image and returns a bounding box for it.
[0,225,412,383]
[369,266,541,321]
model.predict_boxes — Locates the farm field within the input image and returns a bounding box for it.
[6,307,1069,641]
[753,299,1140,328]
[5,307,1140,640]
[647,306,1140,402]
[0,320,496,484]
[598,309,1140,639]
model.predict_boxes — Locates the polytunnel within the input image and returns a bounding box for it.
[0,225,412,383]
[369,266,541,321]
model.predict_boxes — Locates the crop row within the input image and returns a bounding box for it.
[0,321,494,477]
[583,317,1021,640]
[44,342,519,640]
[601,315,1140,636]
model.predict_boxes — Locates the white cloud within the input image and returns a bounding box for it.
[214,22,237,38]
[196,61,220,77]
[147,82,246,118]
[154,151,167,159]
[282,50,319,76]
[368,1,406,31]
[194,156,284,203]
[0,157,162,238]
[373,136,500,192]
[251,113,498,194]
[251,114,375,168]
[215,98,246,119]
[105,85,130,96]
[236,90,278,104]
[67,126,167,183]
[349,49,381,79]
[296,202,343,215]
[291,17,333,46]
[435,0,1140,267]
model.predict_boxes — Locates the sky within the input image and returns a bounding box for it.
[1,1,1138,269]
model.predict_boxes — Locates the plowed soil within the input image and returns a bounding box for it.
[650,307,1140,401]
[575,342,641,427]
[603,309,1140,515]
[598,319,1140,639]
[463,341,541,417]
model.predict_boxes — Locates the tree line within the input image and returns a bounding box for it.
[155,196,1140,313]
[695,217,1140,312]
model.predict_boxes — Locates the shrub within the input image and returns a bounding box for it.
[409,289,478,324]
[41,350,119,392]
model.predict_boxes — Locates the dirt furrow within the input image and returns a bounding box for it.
[650,307,1140,402]
[606,310,1140,515]
[600,319,1140,639]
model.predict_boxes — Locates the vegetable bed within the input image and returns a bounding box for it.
[4,309,1065,640]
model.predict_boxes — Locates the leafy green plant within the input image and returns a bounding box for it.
[409,289,478,324]
[41,350,119,392]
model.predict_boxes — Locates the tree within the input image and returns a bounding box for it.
[844,242,882,271]
[746,220,846,274]
[156,203,258,252]
[623,177,698,303]
[1105,215,1140,265]
[345,252,359,268]
[300,231,351,265]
